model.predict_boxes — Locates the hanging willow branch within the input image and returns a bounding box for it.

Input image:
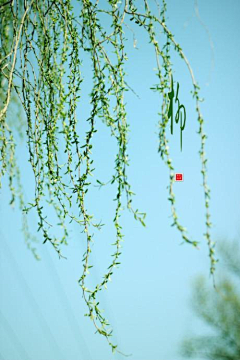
[0,0,217,354]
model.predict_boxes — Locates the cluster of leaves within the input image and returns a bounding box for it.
[0,0,216,353]
[181,239,240,360]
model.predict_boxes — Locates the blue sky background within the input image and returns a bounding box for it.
[0,1,240,359]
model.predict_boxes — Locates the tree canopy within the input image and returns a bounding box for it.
[181,239,240,360]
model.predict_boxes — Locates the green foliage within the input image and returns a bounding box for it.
[181,239,240,360]
[0,0,216,353]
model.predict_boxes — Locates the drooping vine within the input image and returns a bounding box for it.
[0,0,217,354]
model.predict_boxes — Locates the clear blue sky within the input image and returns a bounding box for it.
[0,1,240,359]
